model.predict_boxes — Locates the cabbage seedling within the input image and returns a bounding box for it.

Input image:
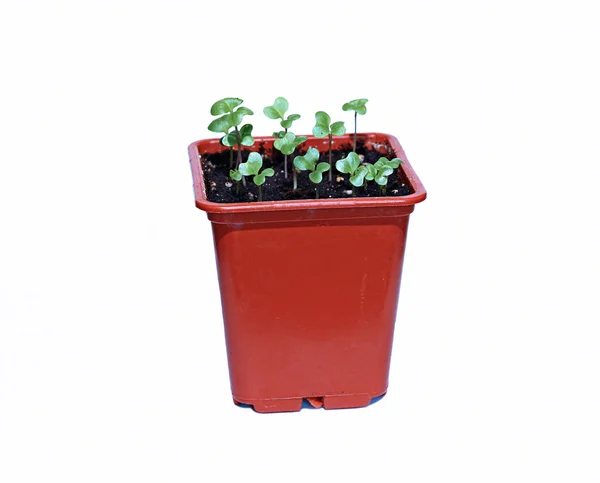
[221,124,254,168]
[229,168,243,195]
[238,152,274,202]
[263,97,301,138]
[335,152,368,197]
[293,147,329,199]
[207,107,234,167]
[342,98,368,152]
[273,132,307,188]
[312,111,345,182]
[364,157,403,194]
[208,97,254,170]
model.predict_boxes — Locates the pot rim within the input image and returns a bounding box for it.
[189,132,426,214]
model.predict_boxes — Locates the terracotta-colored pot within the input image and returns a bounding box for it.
[189,133,426,412]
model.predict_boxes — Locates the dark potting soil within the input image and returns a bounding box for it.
[200,141,413,203]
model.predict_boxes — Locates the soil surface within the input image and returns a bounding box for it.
[200,141,413,203]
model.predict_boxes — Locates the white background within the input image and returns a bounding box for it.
[1,0,599,481]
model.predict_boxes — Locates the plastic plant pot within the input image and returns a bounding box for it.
[188,133,426,413]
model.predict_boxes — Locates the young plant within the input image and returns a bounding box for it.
[208,97,254,170]
[229,168,243,195]
[365,157,403,194]
[312,111,345,182]
[293,147,329,199]
[335,151,368,197]
[263,97,301,138]
[238,152,274,202]
[342,98,368,152]
[207,108,234,167]
[273,132,307,188]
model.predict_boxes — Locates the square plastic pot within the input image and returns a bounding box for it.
[189,133,426,413]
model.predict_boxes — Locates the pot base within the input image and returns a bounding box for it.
[233,391,385,413]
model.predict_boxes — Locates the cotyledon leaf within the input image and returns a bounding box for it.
[210,97,243,115]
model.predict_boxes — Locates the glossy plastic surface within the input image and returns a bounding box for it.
[189,133,426,412]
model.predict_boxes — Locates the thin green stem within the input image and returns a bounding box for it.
[258,185,262,202]
[234,126,246,187]
[234,126,242,168]
[292,154,297,190]
[281,128,289,177]
[352,185,355,197]
[328,134,332,182]
[353,112,357,152]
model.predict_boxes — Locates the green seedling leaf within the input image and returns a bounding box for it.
[336,152,361,174]
[294,151,328,198]
[365,164,378,180]
[293,157,312,171]
[273,97,290,118]
[312,111,331,138]
[373,159,387,170]
[273,97,288,117]
[312,111,346,138]
[315,162,330,174]
[387,157,403,168]
[208,114,231,134]
[210,97,243,115]
[263,106,280,120]
[312,123,329,138]
[330,121,346,136]
[295,136,308,147]
[220,124,254,147]
[293,147,320,171]
[349,165,368,187]
[273,132,307,155]
[273,130,286,138]
[221,132,237,147]
[238,152,263,176]
[379,166,394,177]
[295,148,328,185]
[342,98,369,115]
[375,174,389,186]
[374,157,402,169]
[253,168,274,187]
[227,106,254,127]
[314,111,331,127]
[281,113,301,129]
[239,124,254,146]
[308,162,330,184]
[229,169,242,181]
[237,153,274,188]
[263,97,289,120]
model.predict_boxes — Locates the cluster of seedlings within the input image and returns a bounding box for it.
[207,97,403,201]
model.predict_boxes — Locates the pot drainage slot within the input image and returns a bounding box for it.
[305,397,324,408]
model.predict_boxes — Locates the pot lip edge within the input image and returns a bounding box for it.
[189,132,427,214]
